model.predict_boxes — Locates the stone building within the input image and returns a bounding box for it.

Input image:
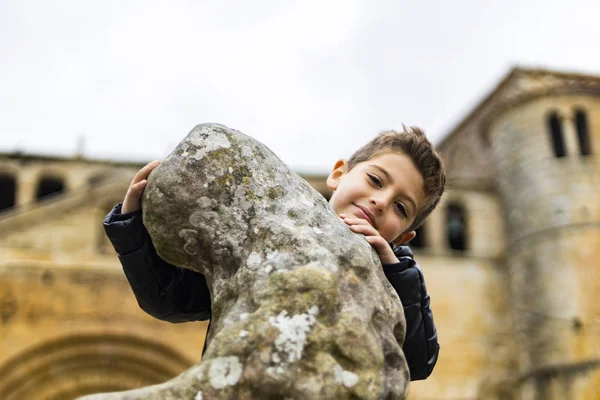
[0,67,598,399]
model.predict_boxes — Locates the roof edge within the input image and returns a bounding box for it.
[436,66,600,151]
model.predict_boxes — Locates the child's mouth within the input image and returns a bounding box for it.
[354,204,375,227]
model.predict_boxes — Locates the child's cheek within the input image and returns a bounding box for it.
[329,196,342,215]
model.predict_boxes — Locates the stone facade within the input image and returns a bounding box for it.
[0,67,598,399]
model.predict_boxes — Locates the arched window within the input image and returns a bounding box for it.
[0,174,16,211]
[447,203,467,251]
[547,112,566,158]
[35,177,64,200]
[574,108,592,156]
[410,223,426,249]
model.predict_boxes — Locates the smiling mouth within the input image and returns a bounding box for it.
[354,204,375,227]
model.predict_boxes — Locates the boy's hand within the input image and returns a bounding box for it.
[339,214,399,265]
[122,161,161,214]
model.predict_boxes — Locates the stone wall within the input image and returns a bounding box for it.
[489,95,600,399]
[0,171,210,399]
[0,154,522,399]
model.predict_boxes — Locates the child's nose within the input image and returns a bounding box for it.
[370,198,387,214]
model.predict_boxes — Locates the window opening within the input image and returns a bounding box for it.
[410,224,426,249]
[36,177,64,200]
[574,109,592,156]
[447,203,467,251]
[0,175,16,211]
[547,112,566,158]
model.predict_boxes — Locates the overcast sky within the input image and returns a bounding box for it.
[2,0,599,173]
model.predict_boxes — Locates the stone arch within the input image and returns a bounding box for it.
[32,165,70,202]
[0,333,193,400]
[35,176,65,200]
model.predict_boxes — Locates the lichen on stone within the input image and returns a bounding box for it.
[209,356,243,389]
[269,305,319,365]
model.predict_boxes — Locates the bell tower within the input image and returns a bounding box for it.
[486,69,600,399]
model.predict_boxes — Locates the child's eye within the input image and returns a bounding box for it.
[394,201,408,218]
[368,174,382,188]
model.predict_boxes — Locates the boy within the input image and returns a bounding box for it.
[104,127,445,381]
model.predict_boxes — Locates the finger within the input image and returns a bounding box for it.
[365,236,398,264]
[343,217,372,227]
[341,216,368,224]
[122,180,148,214]
[128,179,147,195]
[123,181,147,203]
[365,235,388,249]
[348,223,379,236]
[132,160,161,184]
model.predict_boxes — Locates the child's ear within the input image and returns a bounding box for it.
[394,230,417,246]
[326,159,348,191]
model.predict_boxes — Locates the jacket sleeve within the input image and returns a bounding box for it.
[383,248,439,381]
[103,203,211,323]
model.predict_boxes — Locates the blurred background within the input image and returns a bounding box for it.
[0,1,599,399]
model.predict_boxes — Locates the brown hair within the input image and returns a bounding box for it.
[347,127,446,233]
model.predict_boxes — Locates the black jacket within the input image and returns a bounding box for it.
[104,203,439,380]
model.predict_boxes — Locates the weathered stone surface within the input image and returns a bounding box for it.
[79,123,409,399]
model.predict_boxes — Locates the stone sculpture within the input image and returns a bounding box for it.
[79,123,409,399]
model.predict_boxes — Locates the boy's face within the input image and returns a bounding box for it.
[326,151,425,245]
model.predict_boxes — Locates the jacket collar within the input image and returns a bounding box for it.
[393,244,414,259]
